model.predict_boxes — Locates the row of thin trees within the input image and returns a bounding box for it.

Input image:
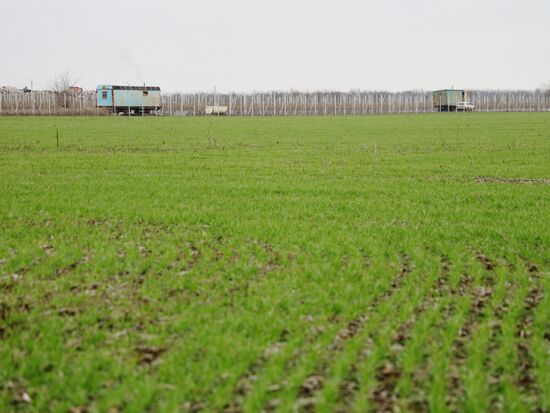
[0,90,104,116]
[161,89,550,116]
[1,89,549,116]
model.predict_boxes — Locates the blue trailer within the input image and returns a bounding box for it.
[96,85,161,115]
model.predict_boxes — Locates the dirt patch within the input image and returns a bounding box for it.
[515,284,543,401]
[370,361,403,412]
[475,176,550,185]
[476,253,495,271]
[58,308,79,317]
[330,316,369,351]
[68,406,89,413]
[337,377,359,410]
[525,263,539,275]
[182,401,206,412]
[296,375,324,412]
[261,258,280,275]
[182,243,202,274]
[135,345,167,365]
[258,241,281,275]
[4,380,32,405]
[168,243,202,276]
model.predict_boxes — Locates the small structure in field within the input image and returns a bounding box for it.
[205,105,228,115]
[66,86,84,94]
[1,86,17,94]
[433,89,468,112]
[96,85,162,115]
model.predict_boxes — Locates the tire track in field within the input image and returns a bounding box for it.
[484,263,521,413]
[514,265,544,410]
[250,256,411,413]
[371,257,452,413]
[338,256,452,413]
[402,264,463,413]
[446,252,497,413]
[483,263,544,412]
[290,255,412,413]
[391,261,476,413]
[402,254,515,413]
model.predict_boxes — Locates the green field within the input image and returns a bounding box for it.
[1,113,549,413]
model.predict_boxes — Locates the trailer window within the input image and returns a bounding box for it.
[102,91,107,99]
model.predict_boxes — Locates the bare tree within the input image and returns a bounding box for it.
[50,72,78,109]
[50,72,77,92]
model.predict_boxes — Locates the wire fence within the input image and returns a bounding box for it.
[1,89,549,116]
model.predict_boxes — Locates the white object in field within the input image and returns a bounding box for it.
[205,105,228,115]
[457,101,475,111]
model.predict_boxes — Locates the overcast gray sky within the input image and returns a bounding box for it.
[1,0,549,92]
